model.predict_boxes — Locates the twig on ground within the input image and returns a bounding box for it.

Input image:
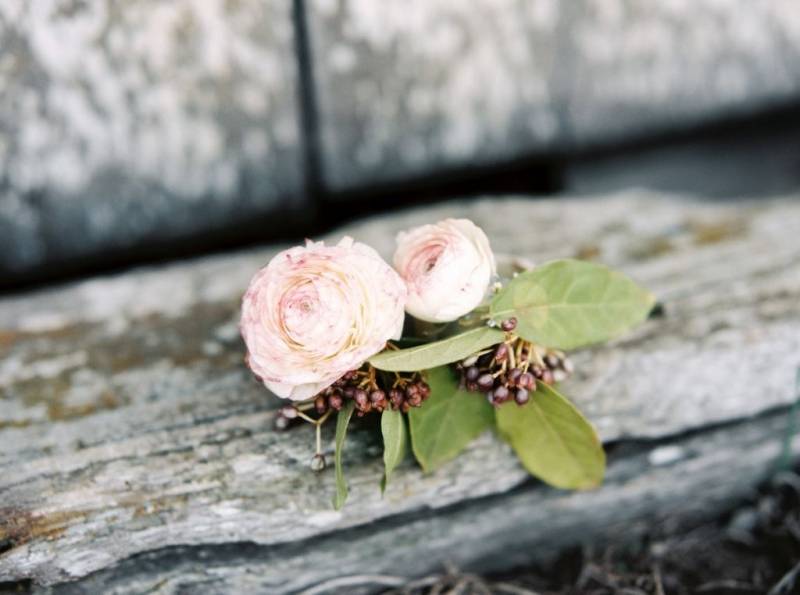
[652,565,666,595]
[492,582,542,595]
[296,574,407,595]
[696,579,758,592]
[768,561,800,595]
[396,575,442,594]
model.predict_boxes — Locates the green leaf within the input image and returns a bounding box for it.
[369,327,505,372]
[408,366,495,472]
[490,259,655,350]
[495,382,605,489]
[332,401,356,510]
[380,409,408,492]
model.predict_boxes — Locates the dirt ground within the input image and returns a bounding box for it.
[384,468,800,595]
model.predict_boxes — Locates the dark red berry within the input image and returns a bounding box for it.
[545,353,560,368]
[508,367,522,385]
[518,372,535,390]
[465,366,480,381]
[315,396,327,414]
[501,317,517,332]
[354,389,368,408]
[477,373,494,391]
[515,388,530,405]
[541,369,555,385]
[418,382,431,398]
[370,390,386,404]
[343,386,355,398]
[466,381,479,392]
[328,393,344,411]
[488,393,504,406]
[493,385,509,402]
[495,343,509,362]
[389,389,404,407]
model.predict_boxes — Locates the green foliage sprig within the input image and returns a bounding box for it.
[328,259,652,508]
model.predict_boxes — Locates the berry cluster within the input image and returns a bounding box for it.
[316,368,431,417]
[275,365,431,430]
[455,318,574,407]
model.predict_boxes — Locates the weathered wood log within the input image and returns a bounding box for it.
[1,192,799,592]
[48,410,800,595]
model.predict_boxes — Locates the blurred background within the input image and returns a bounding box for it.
[1,0,799,292]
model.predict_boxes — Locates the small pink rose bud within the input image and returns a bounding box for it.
[393,219,495,323]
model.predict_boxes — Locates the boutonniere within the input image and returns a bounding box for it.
[241,219,654,509]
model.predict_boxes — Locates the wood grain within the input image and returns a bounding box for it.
[1,192,798,591]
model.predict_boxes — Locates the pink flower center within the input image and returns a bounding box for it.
[281,282,320,341]
[407,243,445,288]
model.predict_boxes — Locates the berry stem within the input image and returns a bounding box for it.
[295,409,318,425]
[295,407,333,430]
[318,408,333,425]
[530,344,546,368]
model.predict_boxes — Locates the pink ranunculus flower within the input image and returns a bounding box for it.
[240,237,407,401]
[394,218,496,323]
